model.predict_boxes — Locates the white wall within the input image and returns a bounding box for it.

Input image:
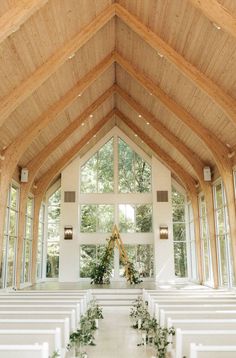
[59,157,80,282]
[58,128,175,282]
[152,157,175,282]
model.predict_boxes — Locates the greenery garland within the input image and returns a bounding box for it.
[130,297,175,358]
[67,299,103,358]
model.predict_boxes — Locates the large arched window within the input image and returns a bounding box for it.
[79,133,154,279]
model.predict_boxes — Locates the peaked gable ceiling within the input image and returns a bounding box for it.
[0,0,235,195]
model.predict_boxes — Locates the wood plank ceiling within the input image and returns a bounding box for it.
[0,0,236,193]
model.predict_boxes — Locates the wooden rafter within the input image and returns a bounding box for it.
[0,4,116,128]
[115,52,231,172]
[188,0,236,40]
[115,85,205,183]
[0,53,115,180]
[115,4,236,125]
[0,0,48,44]
[116,109,197,194]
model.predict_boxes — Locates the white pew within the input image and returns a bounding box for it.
[0,329,61,358]
[0,318,69,348]
[175,329,236,358]
[167,318,236,330]
[149,298,236,315]
[190,343,236,358]
[0,303,81,321]
[0,297,86,313]
[154,303,236,320]
[0,310,76,331]
[160,310,236,327]
[0,342,49,358]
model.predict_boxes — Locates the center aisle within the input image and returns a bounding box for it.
[86,308,155,358]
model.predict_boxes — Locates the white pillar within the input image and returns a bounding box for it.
[152,157,175,282]
[59,158,80,282]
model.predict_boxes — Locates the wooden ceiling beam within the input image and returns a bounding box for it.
[0,4,116,128]
[25,85,115,188]
[34,111,114,196]
[115,4,236,125]
[0,53,115,181]
[116,109,197,195]
[115,84,205,183]
[0,0,48,44]
[188,0,236,40]
[115,52,232,173]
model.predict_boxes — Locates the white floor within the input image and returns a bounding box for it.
[86,308,155,358]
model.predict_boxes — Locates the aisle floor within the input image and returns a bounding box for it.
[86,308,155,358]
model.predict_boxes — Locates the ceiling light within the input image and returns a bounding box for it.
[213,22,221,30]
[134,134,138,137]
[146,122,150,125]
[138,114,142,118]
[81,123,85,126]
[150,92,153,96]
[93,134,96,138]
[68,53,75,59]
[157,51,164,58]
[78,93,82,97]
[89,114,93,118]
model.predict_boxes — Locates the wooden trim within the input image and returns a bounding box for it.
[115,4,236,124]
[0,4,116,127]
[0,0,48,45]
[188,0,236,40]
[189,193,203,284]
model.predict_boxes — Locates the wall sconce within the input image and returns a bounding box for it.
[160,226,168,239]
[64,226,73,240]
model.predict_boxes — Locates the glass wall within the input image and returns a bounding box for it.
[79,135,153,279]
[46,189,61,278]
[199,195,212,284]
[172,187,188,278]
[214,181,235,287]
[37,203,45,280]
[1,184,20,288]
[187,203,198,281]
[21,196,34,284]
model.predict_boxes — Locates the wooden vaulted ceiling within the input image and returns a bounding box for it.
[0,0,236,194]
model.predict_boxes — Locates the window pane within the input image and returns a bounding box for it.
[174,242,187,277]
[81,139,114,193]
[9,210,17,237]
[119,245,153,278]
[172,188,185,205]
[218,235,228,286]
[97,139,114,193]
[48,189,61,206]
[173,204,185,222]
[216,209,224,235]
[10,187,18,209]
[136,204,152,233]
[173,223,186,241]
[97,205,114,233]
[7,237,16,287]
[215,182,223,208]
[80,245,96,278]
[27,197,33,217]
[118,138,151,193]
[24,239,32,283]
[119,204,135,233]
[80,205,97,233]
[46,242,59,278]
